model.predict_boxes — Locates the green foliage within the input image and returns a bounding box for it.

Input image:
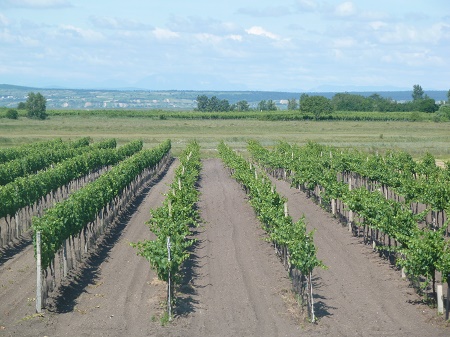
[0,138,63,164]
[436,105,450,121]
[6,109,18,119]
[234,100,250,111]
[17,102,26,110]
[417,98,438,113]
[412,84,425,101]
[26,92,47,120]
[300,95,333,120]
[133,141,200,285]
[196,95,231,112]
[33,139,170,269]
[330,92,411,112]
[397,227,447,292]
[257,99,277,111]
[287,98,298,110]
[0,137,92,186]
[249,139,450,292]
[220,141,324,275]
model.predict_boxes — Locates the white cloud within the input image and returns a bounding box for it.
[58,25,104,42]
[333,37,356,48]
[237,6,291,17]
[89,16,152,31]
[1,0,72,9]
[295,0,318,12]
[195,33,222,44]
[167,15,238,35]
[377,23,450,44]
[227,34,242,42]
[381,50,444,67]
[152,27,179,40]
[0,13,11,26]
[369,21,387,30]
[246,26,280,40]
[335,2,356,17]
[0,29,39,46]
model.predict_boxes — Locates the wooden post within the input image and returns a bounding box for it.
[36,231,42,313]
[446,278,449,320]
[437,284,444,315]
[310,272,315,322]
[167,237,172,321]
[348,177,353,232]
[63,239,68,277]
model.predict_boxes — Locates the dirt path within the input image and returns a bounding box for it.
[269,175,448,337]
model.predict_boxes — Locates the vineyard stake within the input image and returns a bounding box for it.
[167,236,172,321]
[36,231,42,313]
[437,284,443,315]
[446,275,449,320]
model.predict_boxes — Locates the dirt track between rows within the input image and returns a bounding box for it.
[0,158,448,336]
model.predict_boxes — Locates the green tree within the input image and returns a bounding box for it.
[447,89,450,104]
[17,102,26,109]
[417,98,438,113]
[300,95,333,120]
[208,96,220,111]
[26,92,47,119]
[412,84,424,101]
[257,100,267,111]
[267,99,277,111]
[196,95,209,111]
[6,109,19,119]
[287,98,298,110]
[218,98,231,112]
[235,100,250,111]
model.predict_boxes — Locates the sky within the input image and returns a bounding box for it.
[0,0,449,92]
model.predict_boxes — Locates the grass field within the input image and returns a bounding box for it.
[0,115,449,160]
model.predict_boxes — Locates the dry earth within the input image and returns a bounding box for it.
[0,158,448,337]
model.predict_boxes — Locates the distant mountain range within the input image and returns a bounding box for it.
[0,84,447,110]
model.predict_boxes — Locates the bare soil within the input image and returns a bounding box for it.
[0,158,448,337]
[269,173,449,337]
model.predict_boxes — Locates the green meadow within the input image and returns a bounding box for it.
[1,113,449,161]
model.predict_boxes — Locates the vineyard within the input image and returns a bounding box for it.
[0,137,449,336]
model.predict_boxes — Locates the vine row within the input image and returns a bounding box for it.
[218,141,324,321]
[133,141,201,319]
[248,140,450,301]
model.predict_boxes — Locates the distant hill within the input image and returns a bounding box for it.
[0,84,447,110]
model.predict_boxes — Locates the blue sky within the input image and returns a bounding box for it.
[0,0,449,91]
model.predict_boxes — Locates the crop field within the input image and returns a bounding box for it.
[0,115,449,336]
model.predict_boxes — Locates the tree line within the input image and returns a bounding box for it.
[196,85,450,119]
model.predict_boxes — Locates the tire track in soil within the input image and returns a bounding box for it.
[1,159,178,337]
[269,175,448,337]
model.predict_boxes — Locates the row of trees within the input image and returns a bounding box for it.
[197,85,448,115]
[288,85,447,114]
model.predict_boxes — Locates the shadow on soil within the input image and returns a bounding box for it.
[0,232,33,266]
[312,275,336,319]
[174,173,210,317]
[175,228,202,317]
[46,158,174,314]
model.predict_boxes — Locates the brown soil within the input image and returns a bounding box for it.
[0,158,448,336]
